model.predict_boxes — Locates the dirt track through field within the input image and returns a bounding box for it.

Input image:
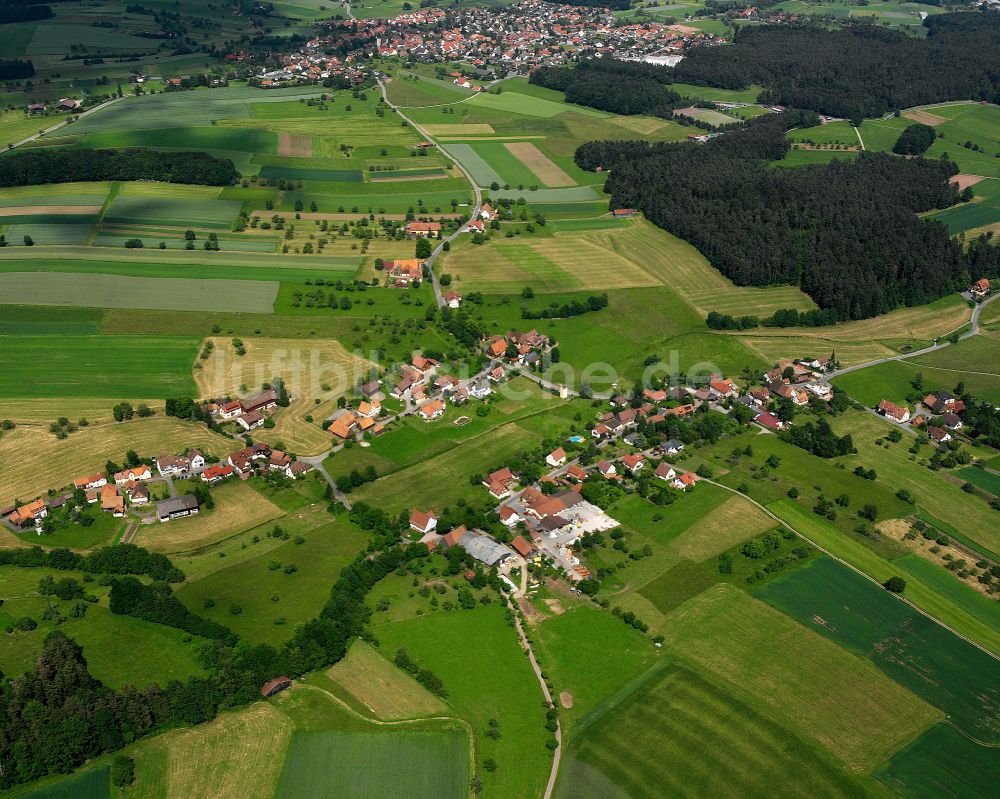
[278,132,313,157]
[903,110,947,126]
[0,205,101,216]
[950,174,986,191]
[505,142,575,187]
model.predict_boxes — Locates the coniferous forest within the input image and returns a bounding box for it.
[0,150,237,188]
[576,115,1000,320]
[671,13,1000,118]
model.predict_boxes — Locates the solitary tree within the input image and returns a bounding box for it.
[883,576,906,594]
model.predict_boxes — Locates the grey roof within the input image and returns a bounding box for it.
[662,438,684,450]
[458,532,510,567]
[157,495,198,516]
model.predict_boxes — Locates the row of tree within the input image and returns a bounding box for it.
[0,58,34,80]
[0,149,237,188]
[0,542,184,582]
[670,14,1000,118]
[529,58,684,118]
[578,114,1000,320]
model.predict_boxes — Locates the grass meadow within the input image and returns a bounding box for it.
[557,660,879,799]
[373,604,551,798]
[756,557,1000,742]
[663,584,940,772]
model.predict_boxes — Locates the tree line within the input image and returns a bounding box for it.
[0,518,435,787]
[0,543,184,582]
[577,114,1000,320]
[670,14,1000,118]
[529,58,684,118]
[0,59,34,80]
[0,5,52,24]
[0,149,237,188]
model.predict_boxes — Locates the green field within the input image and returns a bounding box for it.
[0,306,101,335]
[662,583,940,771]
[892,554,1000,633]
[274,729,467,799]
[756,557,1000,741]
[0,334,198,397]
[3,766,110,799]
[557,660,877,799]
[874,722,1000,799]
[954,465,1000,495]
[0,272,278,314]
[832,359,926,407]
[373,604,551,798]
[105,195,243,229]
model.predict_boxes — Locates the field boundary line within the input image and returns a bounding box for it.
[294,682,478,798]
[85,182,120,246]
[703,479,1000,664]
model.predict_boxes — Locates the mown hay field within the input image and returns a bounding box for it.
[134,480,284,554]
[663,584,941,771]
[0,272,278,314]
[0,417,232,508]
[557,662,875,799]
[505,141,575,187]
[327,640,448,720]
[756,557,1000,742]
[121,703,292,799]
[194,335,374,455]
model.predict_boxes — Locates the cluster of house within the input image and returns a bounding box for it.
[3,439,313,532]
[26,98,81,115]
[484,329,556,369]
[211,389,280,432]
[333,0,723,73]
[877,390,967,439]
[409,510,525,568]
[243,48,368,88]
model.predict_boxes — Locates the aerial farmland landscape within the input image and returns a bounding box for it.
[0,0,999,797]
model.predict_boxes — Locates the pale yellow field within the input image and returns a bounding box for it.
[117,182,222,199]
[611,116,671,136]
[278,132,313,157]
[122,703,291,799]
[0,418,232,509]
[735,336,896,369]
[195,336,374,454]
[423,123,495,136]
[504,142,574,187]
[327,640,448,720]
[0,397,161,425]
[133,480,284,554]
[668,495,773,561]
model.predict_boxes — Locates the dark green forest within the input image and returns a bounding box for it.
[671,14,1000,117]
[576,115,1000,319]
[0,149,237,187]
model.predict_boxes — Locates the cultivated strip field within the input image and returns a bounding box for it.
[505,142,575,186]
[0,272,278,313]
[662,584,941,771]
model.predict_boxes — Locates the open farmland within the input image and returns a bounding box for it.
[662,584,940,771]
[373,604,551,798]
[0,334,198,398]
[133,481,284,554]
[326,640,449,720]
[0,417,232,509]
[874,722,1000,799]
[0,273,278,314]
[194,336,375,454]
[175,515,367,646]
[756,557,1000,741]
[557,661,876,799]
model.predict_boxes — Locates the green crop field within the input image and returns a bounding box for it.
[892,554,1000,633]
[275,729,467,799]
[2,222,93,245]
[874,722,1000,799]
[557,661,875,799]
[0,272,278,314]
[0,306,102,335]
[0,334,198,397]
[662,583,940,771]
[756,557,1000,741]
[953,465,1000,495]
[4,765,110,799]
[105,195,243,229]
[373,604,551,798]
[80,126,279,154]
[908,331,1000,402]
[441,143,504,186]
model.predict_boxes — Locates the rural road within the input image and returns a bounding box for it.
[506,594,563,799]
[823,292,999,382]
[354,2,484,310]
[703,478,1000,664]
[7,95,126,151]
